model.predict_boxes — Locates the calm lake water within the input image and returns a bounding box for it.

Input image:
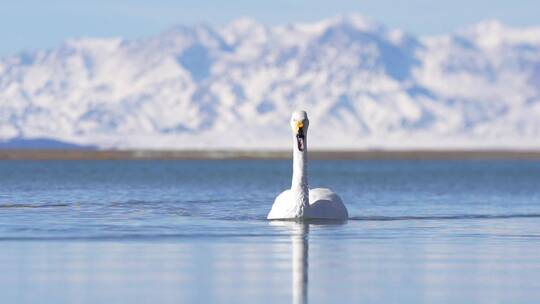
[1,160,540,303]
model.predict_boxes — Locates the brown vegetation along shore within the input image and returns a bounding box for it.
[1,149,540,160]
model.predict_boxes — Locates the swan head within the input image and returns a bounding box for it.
[290,110,309,152]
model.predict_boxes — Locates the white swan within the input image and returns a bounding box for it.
[267,110,349,220]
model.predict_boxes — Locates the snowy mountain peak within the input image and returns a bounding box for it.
[225,17,263,32]
[1,15,540,149]
[460,20,540,48]
[221,17,268,45]
[323,13,379,32]
[63,37,124,51]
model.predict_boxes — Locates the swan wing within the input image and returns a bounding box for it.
[267,190,295,219]
[306,188,348,220]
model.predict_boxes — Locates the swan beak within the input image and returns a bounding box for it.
[295,121,305,151]
[294,121,304,132]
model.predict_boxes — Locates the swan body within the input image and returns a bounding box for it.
[268,188,348,220]
[267,111,348,220]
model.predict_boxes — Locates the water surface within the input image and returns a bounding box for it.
[1,160,540,303]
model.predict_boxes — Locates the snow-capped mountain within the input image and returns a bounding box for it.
[1,14,540,149]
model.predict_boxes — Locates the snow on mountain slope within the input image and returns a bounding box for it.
[1,14,540,149]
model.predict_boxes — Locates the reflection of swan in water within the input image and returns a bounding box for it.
[271,220,344,304]
[291,223,309,304]
[270,221,309,304]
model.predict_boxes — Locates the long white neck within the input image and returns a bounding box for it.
[291,134,309,217]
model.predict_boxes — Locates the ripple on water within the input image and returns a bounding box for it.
[0,203,70,209]
[348,213,540,221]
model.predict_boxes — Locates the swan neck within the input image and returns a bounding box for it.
[291,136,309,215]
[292,148,307,189]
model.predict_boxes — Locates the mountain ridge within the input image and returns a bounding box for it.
[1,14,539,149]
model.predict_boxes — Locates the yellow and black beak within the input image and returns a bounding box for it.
[295,121,305,152]
[294,121,304,133]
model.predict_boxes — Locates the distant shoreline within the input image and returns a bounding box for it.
[1,149,540,160]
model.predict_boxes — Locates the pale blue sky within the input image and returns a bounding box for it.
[1,0,539,55]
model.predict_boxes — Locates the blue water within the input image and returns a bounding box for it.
[1,160,540,303]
